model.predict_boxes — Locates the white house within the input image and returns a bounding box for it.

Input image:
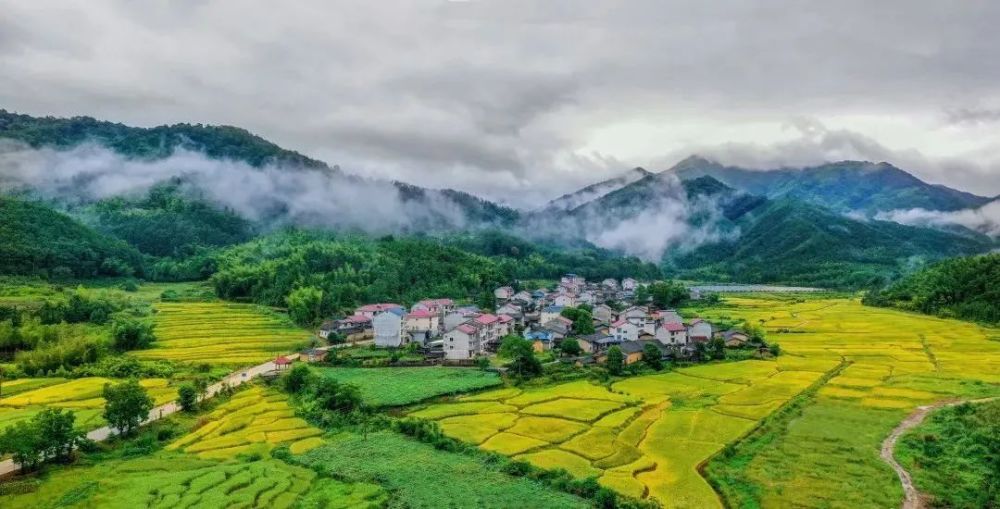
[444,324,481,360]
[592,304,615,324]
[554,294,576,307]
[494,286,515,300]
[512,291,533,305]
[687,319,713,343]
[622,278,637,291]
[443,309,478,333]
[601,278,618,289]
[497,314,514,337]
[657,309,683,324]
[473,313,502,346]
[560,274,585,286]
[404,309,440,338]
[540,305,564,325]
[373,308,406,347]
[656,321,688,345]
[611,320,640,342]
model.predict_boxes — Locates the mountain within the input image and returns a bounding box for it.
[669,155,993,214]
[539,167,653,212]
[0,110,519,231]
[0,196,143,278]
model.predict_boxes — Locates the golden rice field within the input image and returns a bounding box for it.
[0,377,176,431]
[414,297,1000,508]
[167,386,323,459]
[135,302,311,366]
[411,357,834,508]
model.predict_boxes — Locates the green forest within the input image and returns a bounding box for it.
[863,253,1000,323]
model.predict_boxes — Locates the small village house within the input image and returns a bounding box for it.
[553,294,576,307]
[494,286,515,301]
[443,323,481,360]
[622,278,637,291]
[299,348,328,363]
[719,329,750,347]
[373,308,406,347]
[656,321,688,345]
[687,318,713,343]
[355,303,405,319]
[611,319,640,342]
[411,298,455,315]
[592,304,615,325]
[404,309,440,341]
[540,305,564,325]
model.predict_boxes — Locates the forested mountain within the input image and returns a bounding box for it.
[0,196,143,278]
[539,167,652,213]
[863,253,1000,323]
[669,155,993,214]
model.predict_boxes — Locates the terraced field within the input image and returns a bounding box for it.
[0,377,177,431]
[167,386,324,459]
[411,360,834,508]
[137,302,311,365]
[1,454,386,509]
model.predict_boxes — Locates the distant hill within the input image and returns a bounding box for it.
[539,167,653,213]
[0,196,143,278]
[669,155,992,214]
[863,253,1000,323]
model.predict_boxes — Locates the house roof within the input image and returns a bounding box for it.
[690,318,705,325]
[555,316,573,325]
[356,303,404,313]
[526,331,553,341]
[341,314,372,324]
[274,356,292,365]
[475,313,499,325]
[662,321,686,332]
[498,314,514,323]
[406,310,436,319]
[611,319,630,328]
[418,298,454,306]
[456,324,477,335]
[542,305,564,313]
[619,341,645,354]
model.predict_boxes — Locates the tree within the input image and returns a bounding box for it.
[111,318,156,351]
[310,377,362,413]
[286,286,325,326]
[177,383,198,412]
[560,338,582,357]
[643,343,663,371]
[499,336,543,378]
[102,379,154,436]
[560,307,595,335]
[606,346,625,376]
[769,343,782,357]
[708,337,727,360]
[649,281,688,309]
[35,408,80,462]
[284,364,313,393]
[0,421,43,470]
[746,322,766,345]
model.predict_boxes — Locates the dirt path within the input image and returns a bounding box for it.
[0,358,284,478]
[881,397,999,509]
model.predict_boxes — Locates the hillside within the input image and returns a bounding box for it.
[0,196,143,278]
[863,253,1000,323]
[539,167,653,213]
[670,199,994,287]
[670,155,992,214]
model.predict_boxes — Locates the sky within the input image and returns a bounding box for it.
[2,0,999,207]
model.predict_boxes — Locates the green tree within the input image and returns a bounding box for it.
[769,343,782,357]
[177,383,199,412]
[111,318,156,351]
[708,337,727,360]
[102,379,154,436]
[0,420,43,470]
[35,408,80,462]
[284,364,313,393]
[499,336,543,378]
[643,343,663,371]
[648,281,688,309]
[310,377,362,413]
[560,338,582,357]
[606,346,625,376]
[286,286,326,326]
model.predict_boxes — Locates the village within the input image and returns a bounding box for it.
[314,274,766,369]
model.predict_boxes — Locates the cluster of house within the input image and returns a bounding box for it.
[317,274,745,365]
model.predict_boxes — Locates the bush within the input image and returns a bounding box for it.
[111,317,156,351]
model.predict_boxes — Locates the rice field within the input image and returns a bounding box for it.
[410,363,829,508]
[166,386,323,459]
[0,377,176,431]
[313,366,502,407]
[0,454,386,509]
[697,297,1000,508]
[135,302,311,366]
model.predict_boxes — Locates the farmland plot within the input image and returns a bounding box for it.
[166,386,323,459]
[1,454,386,509]
[313,366,502,407]
[136,302,310,365]
[411,365,828,508]
[698,297,1000,508]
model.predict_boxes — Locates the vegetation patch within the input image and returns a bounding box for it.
[313,366,501,407]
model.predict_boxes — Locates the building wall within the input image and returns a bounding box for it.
[373,312,404,347]
[444,330,477,360]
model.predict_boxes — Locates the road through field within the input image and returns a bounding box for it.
[881,397,1000,509]
[0,358,282,478]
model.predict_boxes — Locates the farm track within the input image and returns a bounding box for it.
[881,396,1000,509]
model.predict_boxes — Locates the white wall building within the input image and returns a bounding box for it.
[611,320,640,342]
[373,309,406,347]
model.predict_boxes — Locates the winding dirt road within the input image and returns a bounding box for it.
[881,397,999,509]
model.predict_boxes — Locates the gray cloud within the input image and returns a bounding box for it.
[1,0,999,205]
[876,201,1000,238]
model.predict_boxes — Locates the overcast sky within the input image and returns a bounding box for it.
[2,0,999,207]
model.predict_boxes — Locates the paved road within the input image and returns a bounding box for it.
[0,358,284,478]
[881,397,999,509]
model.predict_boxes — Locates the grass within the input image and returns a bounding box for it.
[166,386,322,459]
[292,431,590,508]
[136,301,311,366]
[312,366,502,407]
